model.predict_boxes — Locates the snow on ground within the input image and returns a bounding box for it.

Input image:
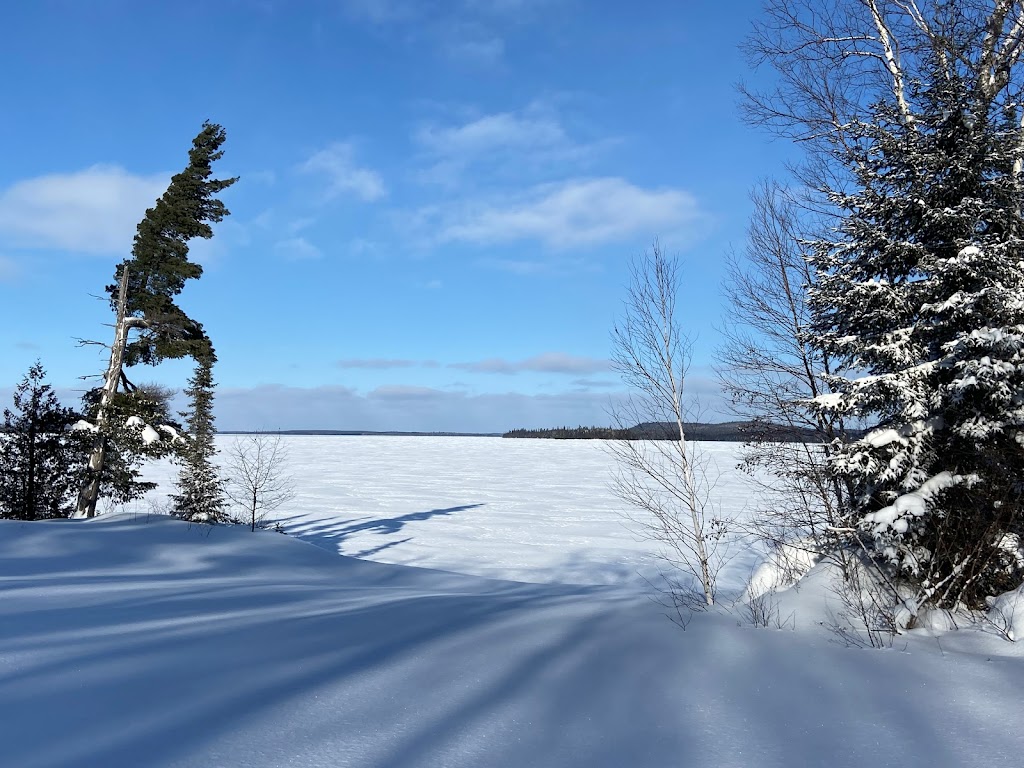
[3,437,1024,767]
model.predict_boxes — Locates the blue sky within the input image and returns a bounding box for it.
[0,0,793,432]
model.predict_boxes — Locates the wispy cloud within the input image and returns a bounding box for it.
[451,352,611,375]
[417,108,564,156]
[341,0,418,24]
[337,358,440,369]
[442,32,505,64]
[414,104,604,186]
[427,177,704,249]
[571,378,619,389]
[342,0,564,68]
[300,142,386,202]
[0,165,167,255]
[461,0,562,16]
[368,384,447,400]
[274,237,323,260]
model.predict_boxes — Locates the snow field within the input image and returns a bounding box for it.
[2,436,1022,767]
[133,436,761,592]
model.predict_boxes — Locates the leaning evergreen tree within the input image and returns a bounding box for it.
[171,354,228,522]
[0,362,81,520]
[808,48,1024,614]
[77,122,237,517]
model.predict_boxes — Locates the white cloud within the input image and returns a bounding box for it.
[433,177,704,249]
[274,237,323,260]
[300,143,386,202]
[451,352,612,375]
[369,384,448,400]
[337,359,439,369]
[414,104,603,186]
[0,165,167,255]
[417,109,567,156]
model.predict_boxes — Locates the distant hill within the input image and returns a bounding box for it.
[503,421,835,442]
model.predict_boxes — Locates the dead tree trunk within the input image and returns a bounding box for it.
[75,269,146,518]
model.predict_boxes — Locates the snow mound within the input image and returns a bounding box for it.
[744,540,819,600]
[987,584,1024,641]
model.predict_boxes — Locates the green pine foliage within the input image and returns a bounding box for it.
[110,121,238,367]
[0,363,81,520]
[808,53,1024,608]
[172,356,228,523]
[75,383,182,506]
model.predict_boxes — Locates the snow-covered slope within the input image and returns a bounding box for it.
[2,513,1023,768]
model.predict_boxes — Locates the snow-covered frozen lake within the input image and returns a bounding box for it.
[135,435,761,591]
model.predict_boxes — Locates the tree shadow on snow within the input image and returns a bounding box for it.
[2,517,1024,768]
[278,504,484,555]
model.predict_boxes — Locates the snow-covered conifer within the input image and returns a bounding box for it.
[0,362,81,520]
[809,55,1024,609]
[172,356,227,523]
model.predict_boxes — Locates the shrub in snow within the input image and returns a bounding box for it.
[986,584,1024,641]
[225,433,295,532]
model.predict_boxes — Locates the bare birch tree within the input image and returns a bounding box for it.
[718,181,857,577]
[609,243,728,607]
[742,0,1024,190]
[225,433,295,532]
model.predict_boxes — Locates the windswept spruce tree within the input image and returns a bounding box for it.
[172,355,228,523]
[0,363,81,520]
[745,0,1024,617]
[77,122,237,518]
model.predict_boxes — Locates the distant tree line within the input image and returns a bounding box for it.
[504,421,831,443]
[503,426,632,440]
